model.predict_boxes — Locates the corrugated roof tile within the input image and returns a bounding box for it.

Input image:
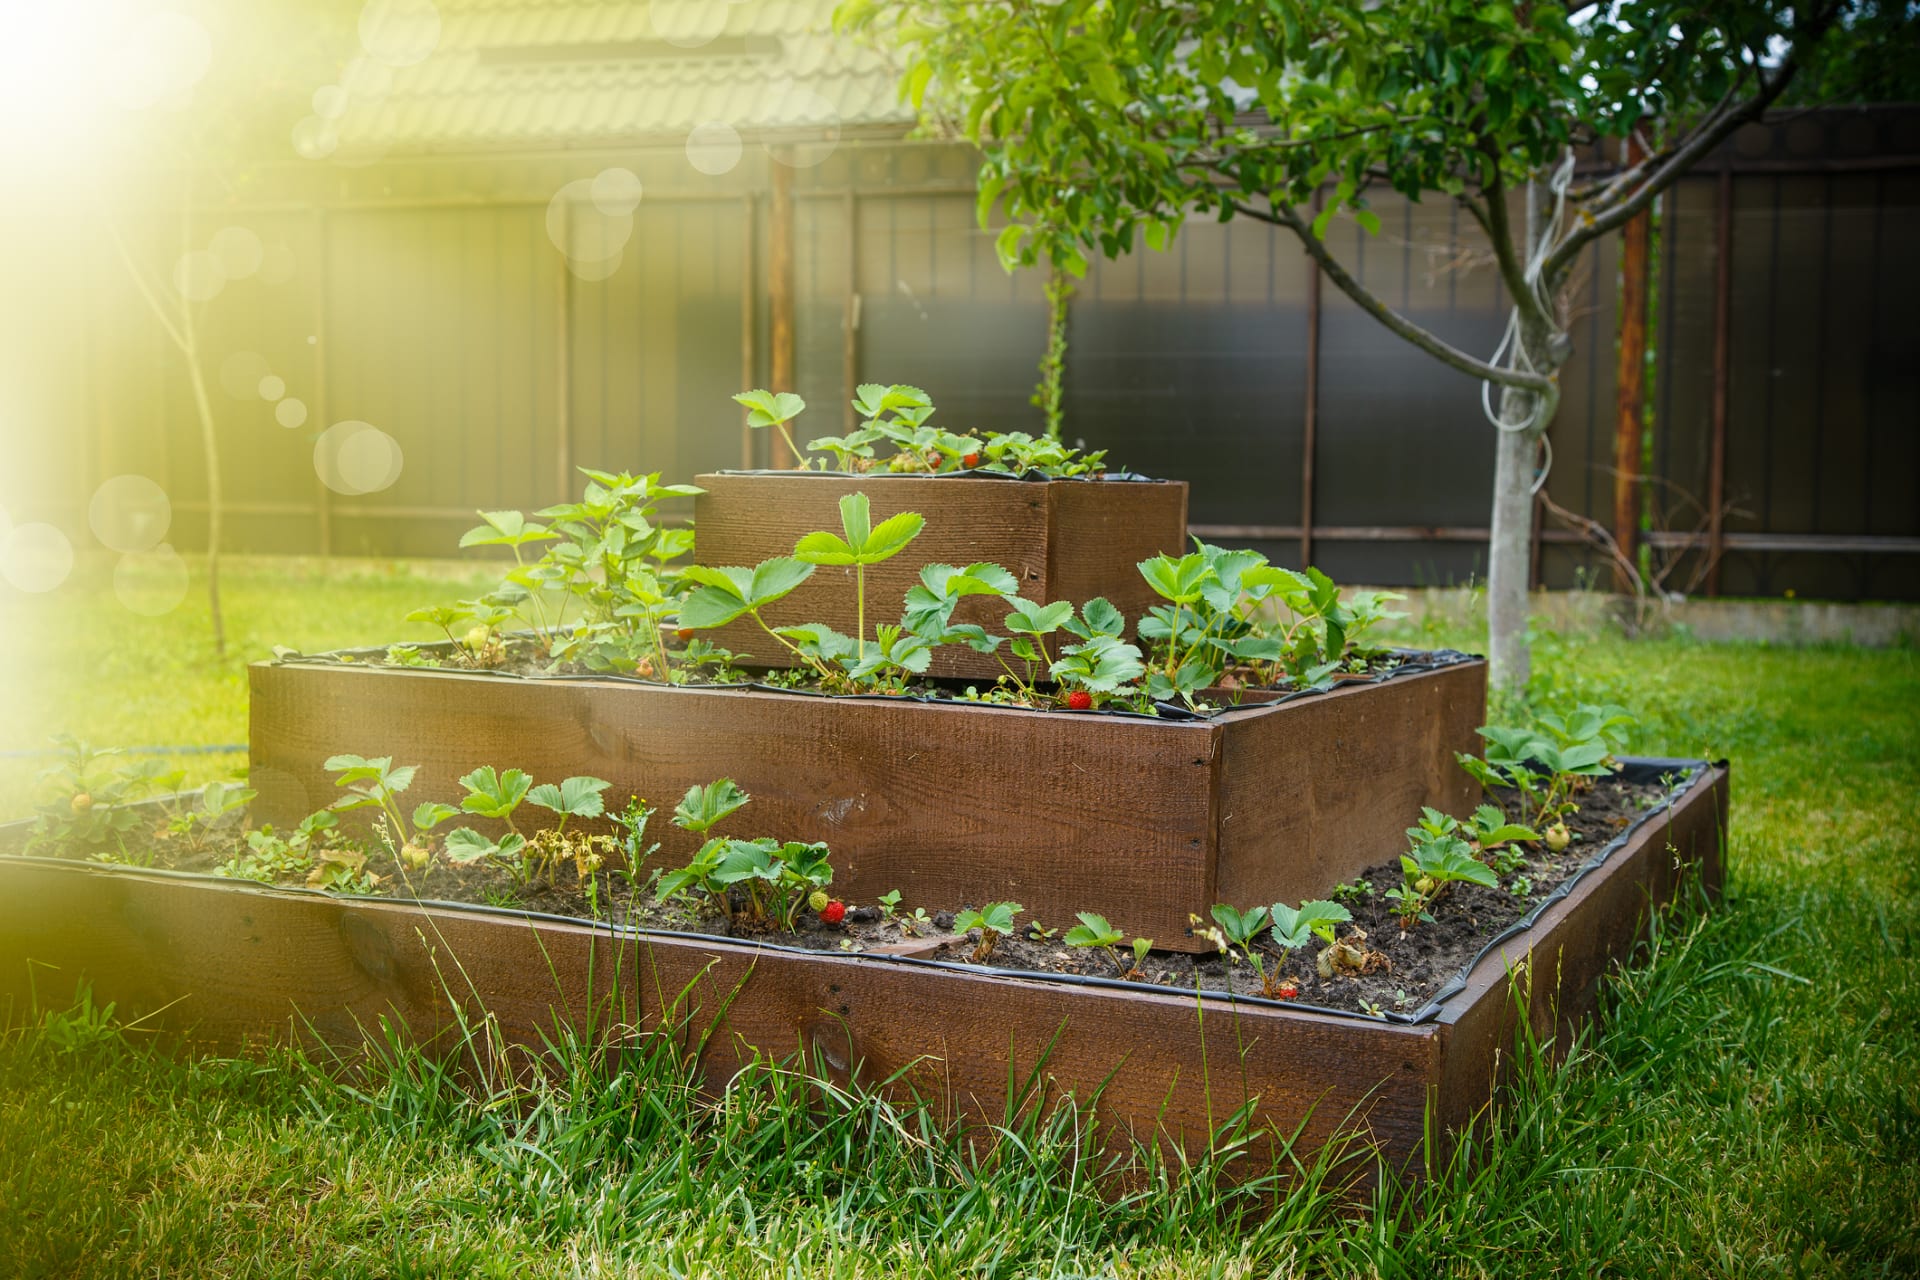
[334,0,909,151]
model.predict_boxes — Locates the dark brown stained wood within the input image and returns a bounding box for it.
[0,761,1723,1176]
[690,473,1189,680]
[249,658,1482,954]
[1614,134,1651,592]
[251,661,1217,949]
[1213,662,1487,909]
[1429,764,1729,1141]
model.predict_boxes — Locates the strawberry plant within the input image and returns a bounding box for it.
[1063,911,1127,973]
[955,901,1022,963]
[735,389,809,466]
[24,737,183,858]
[213,811,341,885]
[1388,832,1500,926]
[1459,702,1635,827]
[1267,899,1352,952]
[654,779,835,929]
[793,492,927,664]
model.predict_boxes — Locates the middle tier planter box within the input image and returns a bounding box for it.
[249,652,1486,954]
[690,472,1190,680]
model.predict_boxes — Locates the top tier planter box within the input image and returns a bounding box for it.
[691,472,1189,680]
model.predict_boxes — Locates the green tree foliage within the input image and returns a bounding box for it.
[839,0,1909,690]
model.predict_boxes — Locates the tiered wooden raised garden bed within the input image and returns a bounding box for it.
[247,651,1487,953]
[0,760,1728,1175]
[690,472,1190,679]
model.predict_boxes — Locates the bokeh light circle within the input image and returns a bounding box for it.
[1,523,74,593]
[653,0,729,49]
[341,55,395,100]
[88,475,172,553]
[211,226,264,279]
[276,398,308,429]
[257,243,298,285]
[591,167,643,216]
[315,421,405,495]
[764,82,842,168]
[686,121,743,176]
[546,179,634,280]
[114,544,190,616]
[219,351,272,399]
[313,84,349,120]
[258,374,286,400]
[292,115,338,160]
[360,0,442,68]
[174,249,226,301]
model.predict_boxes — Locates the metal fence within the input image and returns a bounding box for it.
[9,109,1915,598]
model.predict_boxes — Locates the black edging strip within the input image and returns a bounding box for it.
[706,468,1167,484]
[0,754,1715,1031]
[269,640,1481,726]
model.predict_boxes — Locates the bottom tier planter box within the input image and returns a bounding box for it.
[0,760,1726,1177]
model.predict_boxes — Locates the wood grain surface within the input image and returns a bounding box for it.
[1429,764,1729,1139]
[249,660,1487,953]
[0,762,1723,1177]
[691,474,1188,680]
[1214,662,1487,908]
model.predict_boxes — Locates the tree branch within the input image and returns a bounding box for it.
[1230,196,1552,393]
[1544,6,1840,282]
[104,216,191,354]
[1474,146,1552,332]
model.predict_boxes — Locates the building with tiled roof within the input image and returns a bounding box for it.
[327,0,914,156]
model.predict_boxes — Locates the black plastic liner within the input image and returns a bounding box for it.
[0,755,1716,1031]
[705,467,1167,484]
[270,639,1480,726]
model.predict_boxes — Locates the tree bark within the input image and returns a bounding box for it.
[1486,305,1561,698]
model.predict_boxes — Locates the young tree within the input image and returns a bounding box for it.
[839,0,1896,693]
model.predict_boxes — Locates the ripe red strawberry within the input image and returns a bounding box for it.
[820,899,847,926]
[675,627,695,643]
[962,451,981,468]
[1065,690,1093,711]
[1275,981,1299,1000]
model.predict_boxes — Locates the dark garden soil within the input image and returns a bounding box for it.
[312,638,1436,720]
[2,773,1679,1018]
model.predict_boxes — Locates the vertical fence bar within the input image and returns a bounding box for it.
[1613,137,1650,591]
[769,155,796,468]
[1706,165,1733,596]
[844,190,858,433]
[555,203,573,502]
[311,208,333,555]
[741,193,756,469]
[1300,190,1322,568]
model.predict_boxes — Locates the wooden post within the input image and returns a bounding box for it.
[1612,136,1650,592]
[1301,189,1323,569]
[311,208,333,556]
[1706,165,1733,597]
[768,153,796,468]
[741,194,756,469]
[844,191,858,433]
[556,200,573,501]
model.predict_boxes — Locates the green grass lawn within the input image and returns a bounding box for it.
[1,560,1916,1277]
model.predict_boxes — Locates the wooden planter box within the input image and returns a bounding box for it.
[691,473,1189,680]
[249,654,1487,954]
[0,761,1729,1176]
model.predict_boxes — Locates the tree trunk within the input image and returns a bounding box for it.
[1486,317,1560,698]
[1486,410,1539,696]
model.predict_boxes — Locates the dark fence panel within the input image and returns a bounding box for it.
[17,111,1914,601]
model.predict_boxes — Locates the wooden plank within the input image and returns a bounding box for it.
[0,857,1441,1173]
[692,473,1190,680]
[1045,479,1190,633]
[0,760,1724,1176]
[1214,662,1487,909]
[1429,764,1729,1140]
[249,662,1222,948]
